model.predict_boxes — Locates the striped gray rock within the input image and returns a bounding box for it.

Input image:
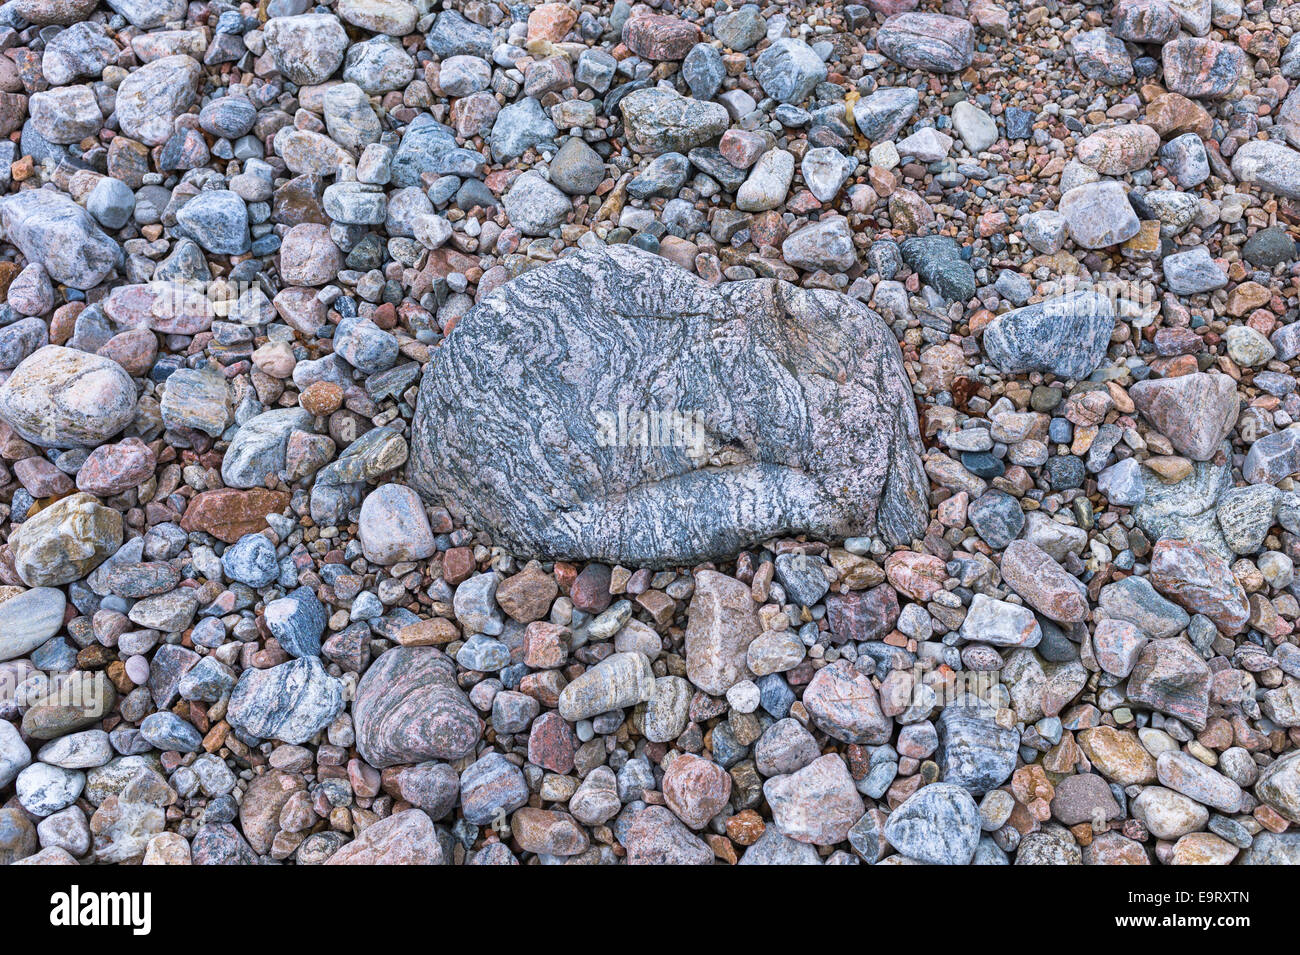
[557,652,655,721]
[409,245,928,567]
[876,13,975,73]
[226,657,343,745]
[982,291,1116,380]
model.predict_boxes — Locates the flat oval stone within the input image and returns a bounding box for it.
[0,587,66,662]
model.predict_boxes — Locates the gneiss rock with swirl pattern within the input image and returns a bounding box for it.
[409,245,928,567]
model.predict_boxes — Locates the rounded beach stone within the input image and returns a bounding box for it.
[0,345,137,448]
[359,483,436,565]
[353,647,482,767]
[0,586,66,663]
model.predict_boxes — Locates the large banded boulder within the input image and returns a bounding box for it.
[409,246,928,567]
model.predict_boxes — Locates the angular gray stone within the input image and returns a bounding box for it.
[1058,180,1141,248]
[221,408,312,489]
[408,245,928,566]
[753,38,827,104]
[175,190,250,255]
[263,14,348,85]
[848,86,917,142]
[1163,246,1227,294]
[1244,428,1300,485]
[620,87,729,155]
[502,172,572,236]
[883,782,981,864]
[937,699,1019,794]
[489,96,557,163]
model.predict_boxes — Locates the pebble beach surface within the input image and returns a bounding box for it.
[0,0,1298,867]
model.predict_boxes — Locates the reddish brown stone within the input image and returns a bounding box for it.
[394,617,459,646]
[622,14,701,61]
[826,584,899,644]
[522,621,570,669]
[570,562,613,613]
[511,807,589,856]
[299,380,343,415]
[13,456,73,497]
[76,437,157,496]
[97,328,158,377]
[495,560,559,622]
[662,753,732,829]
[527,2,577,43]
[883,550,947,600]
[527,710,577,774]
[442,546,475,585]
[180,488,291,543]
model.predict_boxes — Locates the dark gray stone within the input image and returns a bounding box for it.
[900,236,975,303]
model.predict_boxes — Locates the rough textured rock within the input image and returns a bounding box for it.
[1149,538,1250,634]
[409,246,928,566]
[1129,372,1238,461]
[325,809,444,864]
[226,657,344,745]
[114,55,201,146]
[763,754,864,845]
[684,570,761,695]
[876,14,975,73]
[9,492,123,587]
